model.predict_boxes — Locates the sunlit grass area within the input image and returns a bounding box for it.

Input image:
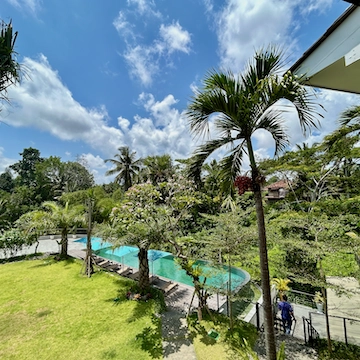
[188,312,258,360]
[0,257,162,360]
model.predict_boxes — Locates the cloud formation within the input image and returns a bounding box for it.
[113,8,191,86]
[1,55,194,181]
[6,0,41,15]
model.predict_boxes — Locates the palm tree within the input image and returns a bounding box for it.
[186,46,320,360]
[143,154,175,184]
[105,147,142,191]
[0,20,21,103]
[43,201,85,257]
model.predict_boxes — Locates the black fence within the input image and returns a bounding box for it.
[308,312,360,347]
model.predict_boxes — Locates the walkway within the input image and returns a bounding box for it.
[161,307,197,360]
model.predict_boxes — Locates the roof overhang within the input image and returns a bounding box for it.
[289,4,360,94]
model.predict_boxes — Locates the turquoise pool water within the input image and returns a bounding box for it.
[75,237,250,292]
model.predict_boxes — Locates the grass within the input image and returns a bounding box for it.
[316,339,360,359]
[188,312,258,360]
[0,257,163,360]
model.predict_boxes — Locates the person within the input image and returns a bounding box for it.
[278,294,294,334]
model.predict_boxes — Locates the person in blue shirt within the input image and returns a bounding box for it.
[278,294,294,334]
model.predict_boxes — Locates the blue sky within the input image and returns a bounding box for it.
[1,0,359,183]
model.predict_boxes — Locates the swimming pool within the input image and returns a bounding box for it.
[75,237,250,292]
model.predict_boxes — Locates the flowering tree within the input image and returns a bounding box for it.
[102,178,207,299]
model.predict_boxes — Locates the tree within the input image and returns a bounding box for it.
[0,228,33,258]
[36,158,95,200]
[186,46,320,359]
[19,201,85,258]
[102,183,165,291]
[0,20,21,105]
[0,168,15,193]
[62,161,94,193]
[269,211,354,354]
[105,147,142,191]
[142,154,175,184]
[10,147,43,188]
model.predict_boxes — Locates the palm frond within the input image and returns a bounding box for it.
[339,105,360,126]
[255,107,289,156]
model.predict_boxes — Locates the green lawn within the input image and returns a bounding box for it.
[188,312,258,360]
[0,257,162,360]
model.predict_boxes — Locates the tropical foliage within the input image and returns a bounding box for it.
[0,20,21,104]
[186,45,320,359]
[2,47,360,359]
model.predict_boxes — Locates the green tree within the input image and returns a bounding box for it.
[36,157,95,200]
[10,147,43,188]
[0,20,21,104]
[0,228,33,257]
[0,168,15,193]
[186,46,320,359]
[142,154,175,184]
[102,183,164,291]
[18,201,84,258]
[105,146,142,191]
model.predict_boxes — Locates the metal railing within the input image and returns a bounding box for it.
[303,316,319,345]
[309,312,360,347]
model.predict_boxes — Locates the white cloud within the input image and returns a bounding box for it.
[123,45,158,86]
[0,147,17,173]
[212,0,337,72]
[113,11,136,40]
[6,0,41,15]
[1,55,194,177]
[1,55,125,156]
[114,9,191,86]
[138,92,179,127]
[251,89,360,161]
[115,94,193,159]
[159,22,191,54]
[80,153,107,169]
[121,20,192,86]
[300,0,333,15]
[203,0,214,13]
[216,0,295,71]
[127,0,161,18]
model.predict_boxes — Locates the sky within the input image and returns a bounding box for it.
[1,0,360,184]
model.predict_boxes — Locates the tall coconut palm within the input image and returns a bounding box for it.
[186,46,320,360]
[105,146,142,191]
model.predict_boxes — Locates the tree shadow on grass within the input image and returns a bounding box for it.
[188,311,259,359]
[134,314,163,359]
[29,256,76,268]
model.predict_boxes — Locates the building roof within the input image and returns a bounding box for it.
[289,4,360,94]
[264,179,289,191]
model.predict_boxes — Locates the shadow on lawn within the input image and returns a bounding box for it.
[104,282,163,359]
[29,256,76,268]
[188,312,258,358]
[135,314,163,358]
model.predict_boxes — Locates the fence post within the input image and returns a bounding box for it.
[256,302,260,331]
[309,312,313,344]
[302,317,308,344]
[343,318,348,345]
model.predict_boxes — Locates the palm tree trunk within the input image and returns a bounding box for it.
[248,139,276,360]
[138,248,150,291]
[85,199,93,277]
[60,229,68,258]
[253,187,276,359]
